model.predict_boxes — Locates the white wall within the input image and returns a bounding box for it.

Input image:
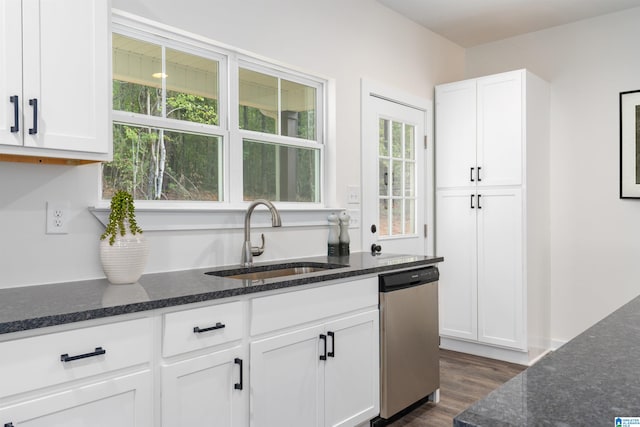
[465,7,640,343]
[0,0,464,287]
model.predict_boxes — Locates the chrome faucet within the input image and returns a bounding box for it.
[242,199,282,266]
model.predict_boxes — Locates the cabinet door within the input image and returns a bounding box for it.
[162,346,246,427]
[250,325,323,427]
[0,370,152,427]
[324,310,379,427]
[476,71,523,187]
[435,79,476,189]
[21,0,109,154]
[0,0,22,147]
[436,189,478,340]
[476,188,524,349]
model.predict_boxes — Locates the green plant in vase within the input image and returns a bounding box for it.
[99,190,149,284]
[101,190,143,245]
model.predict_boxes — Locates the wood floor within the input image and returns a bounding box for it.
[389,349,527,427]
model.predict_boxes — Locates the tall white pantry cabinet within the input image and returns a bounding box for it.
[435,69,551,365]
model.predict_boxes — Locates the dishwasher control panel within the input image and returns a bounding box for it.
[379,266,439,292]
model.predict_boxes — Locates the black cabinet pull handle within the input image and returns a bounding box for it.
[193,322,226,333]
[470,167,475,182]
[319,334,327,360]
[234,357,243,390]
[477,194,482,209]
[28,98,37,135]
[470,194,475,209]
[477,166,482,182]
[60,347,106,363]
[9,96,18,133]
[328,331,335,358]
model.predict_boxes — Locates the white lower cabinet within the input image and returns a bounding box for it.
[0,277,381,427]
[250,310,379,427]
[437,188,524,350]
[0,371,152,427]
[0,318,153,427]
[162,346,246,427]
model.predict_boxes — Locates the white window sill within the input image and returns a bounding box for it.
[89,203,343,231]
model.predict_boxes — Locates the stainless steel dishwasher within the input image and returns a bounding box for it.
[374,266,440,425]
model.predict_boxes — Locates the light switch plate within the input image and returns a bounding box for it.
[346,185,360,204]
[347,209,360,229]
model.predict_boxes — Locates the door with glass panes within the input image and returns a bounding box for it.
[362,93,429,255]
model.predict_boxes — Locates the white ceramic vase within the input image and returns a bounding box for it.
[100,231,149,284]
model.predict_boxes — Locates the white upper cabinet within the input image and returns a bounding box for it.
[435,70,523,189]
[0,0,23,147]
[0,0,110,161]
[476,72,523,187]
[435,79,476,189]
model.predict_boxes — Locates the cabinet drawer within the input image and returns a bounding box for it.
[163,301,243,358]
[0,317,152,399]
[250,277,378,336]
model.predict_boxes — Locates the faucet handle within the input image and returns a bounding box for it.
[251,234,265,256]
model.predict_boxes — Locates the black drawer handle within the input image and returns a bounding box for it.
[470,167,475,182]
[28,98,37,135]
[477,166,482,182]
[193,322,226,333]
[319,334,327,360]
[477,194,483,209]
[9,96,18,133]
[328,331,335,358]
[234,358,243,390]
[470,194,475,209]
[60,347,106,363]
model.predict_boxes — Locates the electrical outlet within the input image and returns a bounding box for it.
[46,201,70,234]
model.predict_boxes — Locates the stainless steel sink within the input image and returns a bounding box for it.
[205,262,348,281]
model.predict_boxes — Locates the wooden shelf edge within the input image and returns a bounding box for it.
[0,154,100,166]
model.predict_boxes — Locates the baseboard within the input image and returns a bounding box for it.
[440,337,542,366]
[550,339,568,350]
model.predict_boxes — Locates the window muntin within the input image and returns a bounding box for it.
[112,34,162,116]
[103,124,222,201]
[243,139,320,203]
[239,67,317,141]
[378,118,417,236]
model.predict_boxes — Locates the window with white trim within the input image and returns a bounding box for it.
[104,19,325,206]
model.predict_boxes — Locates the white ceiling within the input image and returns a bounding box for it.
[376,0,640,47]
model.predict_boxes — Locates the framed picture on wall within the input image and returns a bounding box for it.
[620,90,640,198]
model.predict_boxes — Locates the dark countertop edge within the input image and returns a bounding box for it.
[0,255,443,335]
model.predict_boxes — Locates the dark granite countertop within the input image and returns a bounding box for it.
[454,294,640,426]
[0,252,442,335]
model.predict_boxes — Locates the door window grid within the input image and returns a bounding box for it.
[378,118,417,237]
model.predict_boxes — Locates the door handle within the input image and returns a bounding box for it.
[470,194,475,209]
[234,358,243,390]
[477,194,482,209]
[477,166,482,182]
[28,98,38,135]
[328,331,335,358]
[470,167,475,182]
[319,334,327,360]
[9,96,18,133]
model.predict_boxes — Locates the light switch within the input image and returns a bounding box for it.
[346,186,360,204]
